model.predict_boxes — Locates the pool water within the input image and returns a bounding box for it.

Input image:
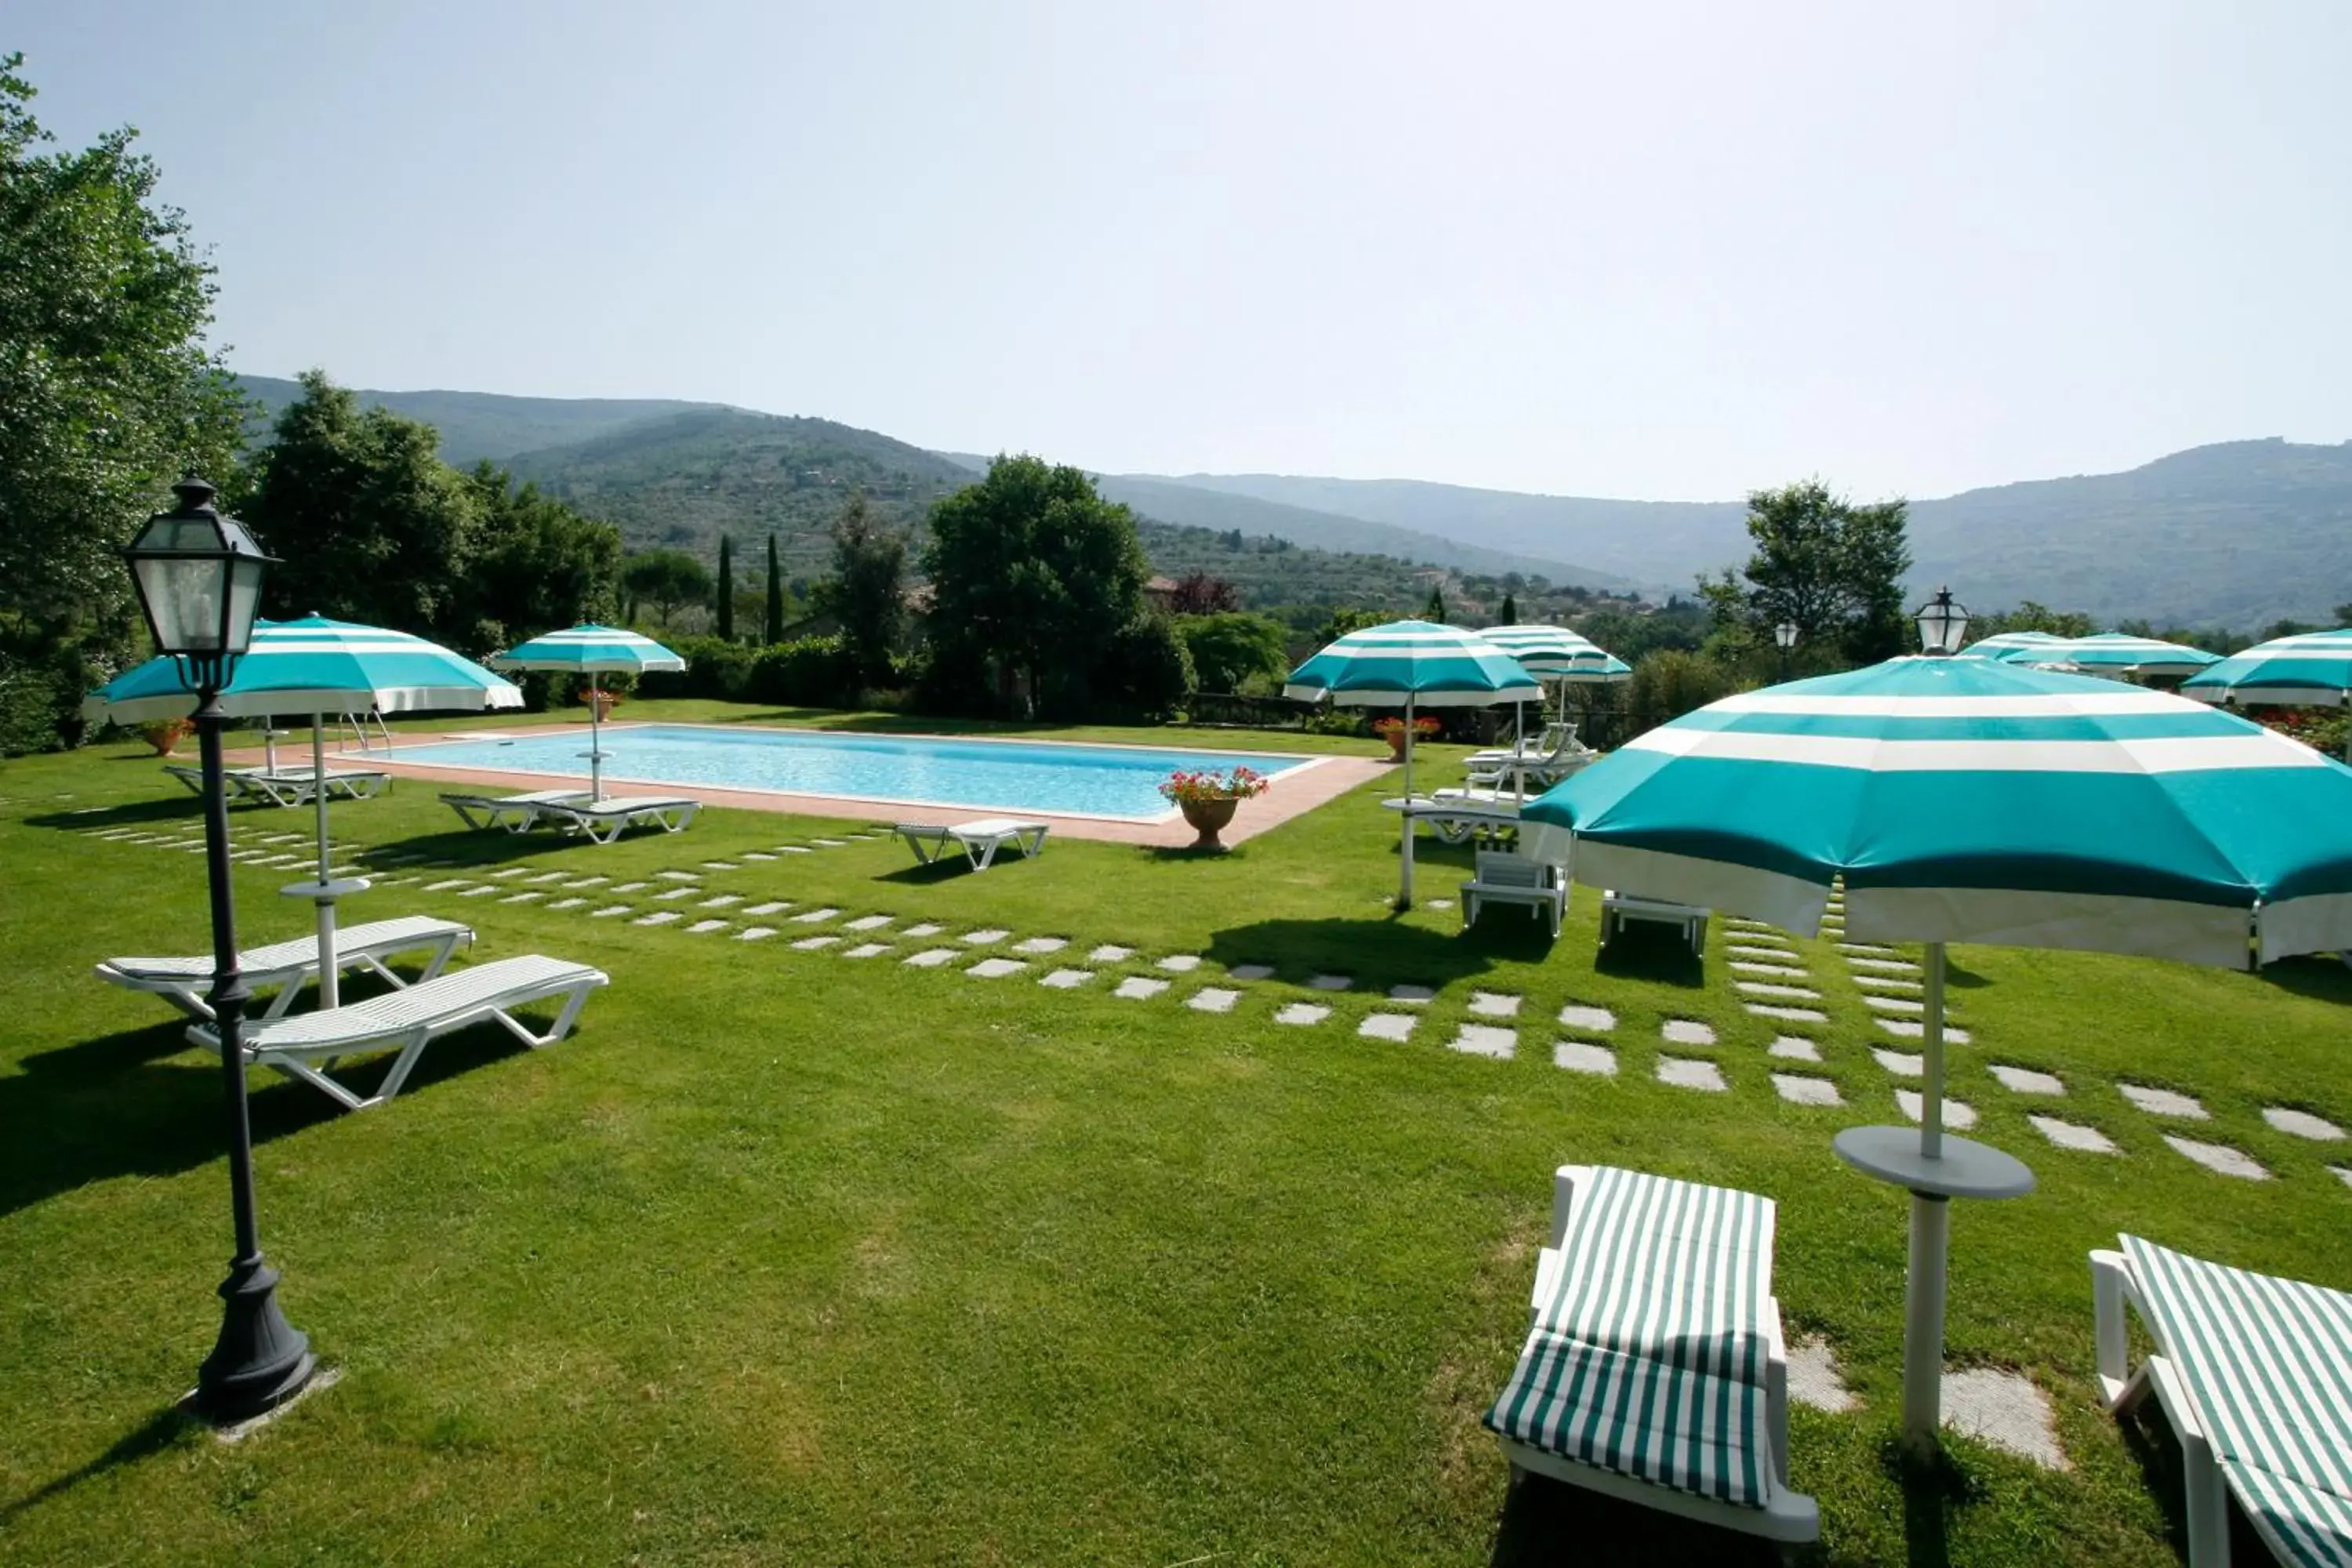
[394,724,1314,821]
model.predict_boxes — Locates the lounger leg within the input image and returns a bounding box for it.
[489,983,596,1050]
[372,1027,437,1102]
[416,932,470,982]
[255,1049,372,1112]
[2090,1250,2134,1407]
[2147,1359,2230,1568]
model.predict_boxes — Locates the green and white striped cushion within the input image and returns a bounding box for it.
[1486,1167,1777,1508]
[2123,1236,2352,1568]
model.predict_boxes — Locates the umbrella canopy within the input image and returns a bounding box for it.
[1960,630,2066,659]
[82,614,523,724]
[1981,631,2222,679]
[1478,624,1629,682]
[2181,628,2352,710]
[489,624,685,801]
[1284,620,1541,905]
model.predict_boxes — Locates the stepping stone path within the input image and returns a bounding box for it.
[967,957,1026,978]
[1944,1369,2067,1470]
[792,935,840,952]
[1090,945,1134,963]
[653,888,696,902]
[1847,956,1920,974]
[1657,1056,1726,1092]
[1014,936,1067,954]
[1156,954,1201,972]
[546,898,585,910]
[2332,1167,2352,1190]
[1308,975,1352,992]
[488,869,528,880]
[1450,1025,1515,1060]
[526,871,568,884]
[1468,992,1520,1018]
[1730,961,1809,979]
[1773,1074,1842,1106]
[793,907,842,924]
[2118,1083,2206,1120]
[1558,1004,1617,1033]
[700,894,742,908]
[813,838,849,848]
[700,861,740,871]
[1554,1040,1617,1076]
[1990,1065,2066,1096]
[1853,975,1924,994]
[843,942,891,958]
[1359,1014,1416,1041]
[1878,1019,1969,1044]
[2262,1107,2345,1142]
[1040,969,1093,989]
[1863,995,1926,1014]
[1117,977,1171,1000]
[742,852,776,862]
[2030,1116,2118,1153]
[1896,1091,1976,1131]
[2163,1136,2267,1180]
[634,911,681,927]
[657,871,700,882]
[1661,1019,1715,1046]
[745,902,791,916]
[902,924,944,938]
[459,886,499,898]
[1187,988,1240,1014]
[1787,1338,1857,1413]
[687,920,728,934]
[737,927,778,942]
[1727,946,1797,963]
[962,928,1011,946]
[1275,1002,1328,1026]
[591,906,631,918]
[1388,985,1435,1004]
[1874,1050,1923,1076]
[1748,1005,1828,1024]
[425,879,474,892]
[1769,1036,1821,1062]
[904,949,958,968]
[1736,981,1820,1000]
[1229,964,1275,982]
[500,891,544,904]
[611,881,650,894]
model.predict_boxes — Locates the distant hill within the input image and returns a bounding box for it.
[237,375,720,466]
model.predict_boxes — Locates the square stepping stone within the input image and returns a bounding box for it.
[812,837,849,848]
[525,870,568,884]
[1661,1018,1716,1046]
[1557,1004,1617,1033]
[1040,968,1094,989]
[1769,1036,1821,1062]
[686,919,728,934]
[1187,987,1240,1014]
[1730,961,1809,979]
[778,845,811,854]
[1847,956,1921,974]
[1896,1090,1976,1131]
[488,868,529,880]
[1424,898,1454,911]
[902,922,945,938]
[459,885,499,898]
[546,898,585,910]
[1308,974,1353,992]
[500,891,546,904]
[1853,975,1924,994]
[736,927,778,941]
[700,860,741,871]
[424,879,474,892]
[742,851,777,862]
[842,942,891,958]
[1787,1337,1858,1414]
[1388,984,1436,1004]
[610,881,650,894]
[791,935,841,952]
[1156,953,1202,972]
[633,910,681,927]
[2118,1083,2207,1120]
[1450,1025,1516,1060]
[1989,1065,2066,1096]
[1748,1004,1829,1023]
[2263,1106,2346,1141]
[966,957,1027,978]
[1877,1018,1969,1044]
[1553,1040,1617,1076]
[2029,1116,2117,1153]
[1089,944,1135,962]
[1736,981,1820,1000]
[1275,1002,1329,1026]
[1774,1073,1842,1106]
[904,948,959,968]
[837,914,892,932]
[654,887,697,902]
[590,906,631,918]
[1116,976,1171,1000]
[1863,994,1926,1014]
[962,928,1011,946]
[1014,936,1068,954]
[1468,992,1521,1018]
[1657,1056,1727,1092]
[1943,1368,2067,1471]
[656,871,700,882]
[699,894,743,909]
[2163,1136,2267,1179]
[1229,964,1276,982]
[2330,1167,2352,1190]
[1359,1013,1417,1041]
[792,907,842,924]
[745,901,791,916]
[1873,1050,1924,1076]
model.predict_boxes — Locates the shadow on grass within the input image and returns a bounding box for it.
[1594,929,1706,990]
[1486,1469,1799,1566]
[2114,1393,2273,1567]
[2257,951,2352,1004]
[0,1404,191,1523]
[1202,916,1555,989]
[23,800,209,833]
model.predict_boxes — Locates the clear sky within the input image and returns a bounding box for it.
[15,0,2349,500]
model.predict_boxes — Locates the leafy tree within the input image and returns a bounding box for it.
[715,535,735,641]
[920,456,1149,717]
[1967,600,2094,641]
[1313,606,1387,648]
[621,549,711,626]
[815,492,906,689]
[0,53,249,750]
[1167,571,1240,615]
[764,534,785,644]
[1176,612,1290,694]
[1697,481,1913,667]
[1498,592,1518,626]
[459,464,621,652]
[1625,649,1740,731]
[2335,602,2352,628]
[245,372,483,644]
[1102,611,1194,720]
[1423,586,1446,622]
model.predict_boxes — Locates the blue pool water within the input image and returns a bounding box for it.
[397,724,1312,820]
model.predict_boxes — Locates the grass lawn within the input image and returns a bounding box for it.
[2,700,2349,1566]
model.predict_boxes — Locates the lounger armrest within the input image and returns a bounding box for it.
[1763,1298,1792,1484]
[1547,1164,1595,1252]
[2090,1247,2142,1409]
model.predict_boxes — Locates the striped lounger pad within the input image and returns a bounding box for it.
[2122,1236,2352,1566]
[1486,1166,1777,1510]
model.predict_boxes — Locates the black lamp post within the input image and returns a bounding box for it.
[1773,620,1799,683]
[1913,586,1971,656]
[122,479,315,1422]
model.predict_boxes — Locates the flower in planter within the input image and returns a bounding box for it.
[1158,765,1273,805]
[1370,716,1441,739]
[137,717,194,757]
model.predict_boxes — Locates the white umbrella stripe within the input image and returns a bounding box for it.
[1627,727,2318,773]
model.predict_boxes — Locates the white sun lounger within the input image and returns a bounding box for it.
[542,796,702,844]
[896,818,1051,872]
[1381,795,1520,846]
[1486,1165,1817,1544]
[441,789,595,832]
[165,764,392,807]
[1600,891,1711,958]
[1463,850,1567,938]
[187,953,610,1111]
[2093,1236,2352,1567]
[95,915,475,1022]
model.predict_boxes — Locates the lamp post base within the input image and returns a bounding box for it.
[193,1257,314,1424]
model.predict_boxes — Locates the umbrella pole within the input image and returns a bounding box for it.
[1399,695,1416,909]
[1902,940,1951,1446]
[310,715,342,1008]
[590,674,604,802]
[1514,699,1526,808]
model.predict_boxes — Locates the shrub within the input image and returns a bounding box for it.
[636,634,753,701]
[1095,613,1195,722]
[743,635,855,708]
[1624,650,1740,732]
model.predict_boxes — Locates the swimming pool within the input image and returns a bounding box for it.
[392,724,1316,821]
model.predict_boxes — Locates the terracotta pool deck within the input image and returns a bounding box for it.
[240,725,1392,848]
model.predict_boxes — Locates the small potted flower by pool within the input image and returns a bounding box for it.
[581,683,622,723]
[1160,765,1272,853]
[1371,714,1439,762]
[137,717,193,757]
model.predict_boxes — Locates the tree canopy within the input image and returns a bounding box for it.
[715,535,735,641]
[621,550,712,626]
[1699,481,1914,666]
[1176,612,1290,694]
[815,492,906,689]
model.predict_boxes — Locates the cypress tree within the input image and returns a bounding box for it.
[716,535,735,640]
[764,534,785,644]
[1499,592,1518,625]
[1424,585,1446,623]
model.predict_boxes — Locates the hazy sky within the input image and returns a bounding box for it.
[16,1,2349,499]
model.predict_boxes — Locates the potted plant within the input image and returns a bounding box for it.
[1370,713,1439,761]
[137,717,193,757]
[1160,765,1272,853]
[581,683,621,722]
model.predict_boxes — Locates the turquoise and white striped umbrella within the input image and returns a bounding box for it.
[1984,631,2221,679]
[1523,653,2352,1446]
[2182,628,2352,711]
[1961,630,2066,659]
[490,624,685,800]
[1479,624,1630,682]
[1285,619,1541,904]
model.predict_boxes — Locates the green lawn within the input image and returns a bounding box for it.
[2,703,2348,1566]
